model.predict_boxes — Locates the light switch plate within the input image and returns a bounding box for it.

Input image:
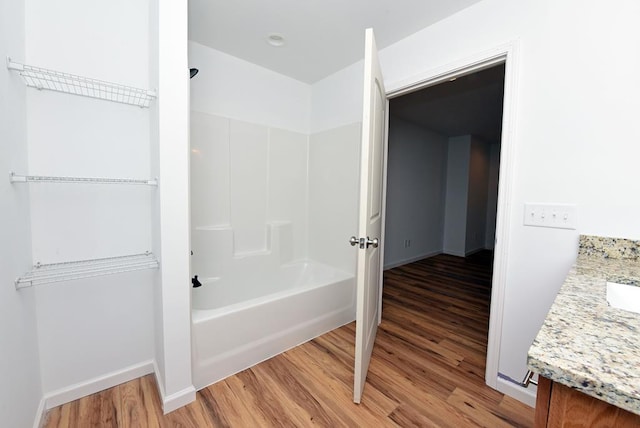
[524,203,577,230]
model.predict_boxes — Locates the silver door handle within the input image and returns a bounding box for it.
[350,236,379,249]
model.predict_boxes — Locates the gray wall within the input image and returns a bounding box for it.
[443,136,471,256]
[465,137,491,254]
[384,117,448,268]
[385,125,498,268]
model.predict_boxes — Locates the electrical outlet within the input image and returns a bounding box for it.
[403,239,411,248]
[524,203,577,230]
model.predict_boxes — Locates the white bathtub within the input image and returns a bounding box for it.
[191,260,355,390]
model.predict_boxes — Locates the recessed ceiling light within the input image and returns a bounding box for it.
[266,33,286,47]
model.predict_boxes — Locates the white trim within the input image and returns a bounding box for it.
[162,386,197,414]
[496,377,536,408]
[465,247,486,257]
[383,40,521,394]
[386,42,515,98]
[485,40,520,390]
[32,396,47,428]
[153,360,197,414]
[43,360,154,409]
[152,360,166,405]
[378,98,390,324]
[442,249,467,258]
[383,250,442,270]
[441,247,491,258]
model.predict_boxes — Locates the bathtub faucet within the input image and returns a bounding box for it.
[192,275,202,288]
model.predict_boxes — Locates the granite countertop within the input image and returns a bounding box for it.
[527,235,640,415]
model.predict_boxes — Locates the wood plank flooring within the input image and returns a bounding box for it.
[44,252,534,427]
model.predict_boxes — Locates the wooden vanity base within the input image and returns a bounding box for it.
[535,376,640,427]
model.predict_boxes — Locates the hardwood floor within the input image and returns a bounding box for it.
[44,252,534,427]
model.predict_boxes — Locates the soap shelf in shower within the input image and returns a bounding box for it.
[6,57,157,108]
[10,172,158,186]
[15,252,159,289]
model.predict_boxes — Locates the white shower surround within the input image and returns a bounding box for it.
[190,223,355,389]
[189,109,360,389]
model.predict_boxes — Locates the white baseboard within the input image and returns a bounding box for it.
[386,247,493,270]
[442,249,466,257]
[152,360,197,414]
[163,386,197,414]
[32,395,47,428]
[496,376,537,408]
[43,360,154,409]
[384,250,441,270]
[465,247,485,256]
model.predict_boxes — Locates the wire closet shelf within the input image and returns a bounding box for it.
[15,252,159,288]
[6,57,157,108]
[10,172,158,186]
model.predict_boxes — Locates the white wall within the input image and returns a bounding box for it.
[149,0,164,403]
[384,117,448,268]
[465,136,490,254]
[443,136,471,256]
[316,0,640,401]
[189,41,311,134]
[378,0,640,399]
[152,0,195,413]
[0,0,43,426]
[310,61,364,134]
[24,0,156,404]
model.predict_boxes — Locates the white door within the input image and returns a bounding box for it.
[353,28,386,404]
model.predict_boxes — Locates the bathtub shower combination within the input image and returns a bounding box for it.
[191,222,356,390]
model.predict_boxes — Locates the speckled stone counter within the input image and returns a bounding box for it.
[527,235,640,416]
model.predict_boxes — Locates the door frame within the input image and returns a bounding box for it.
[380,40,520,392]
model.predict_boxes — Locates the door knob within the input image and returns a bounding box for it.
[350,236,379,249]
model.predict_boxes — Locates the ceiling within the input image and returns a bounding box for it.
[390,64,505,143]
[188,0,483,84]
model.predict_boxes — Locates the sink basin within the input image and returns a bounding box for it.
[607,281,640,315]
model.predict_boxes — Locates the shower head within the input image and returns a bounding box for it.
[190,68,199,79]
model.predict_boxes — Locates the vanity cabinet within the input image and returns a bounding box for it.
[535,376,640,428]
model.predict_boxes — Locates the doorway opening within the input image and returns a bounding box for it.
[381,54,515,395]
[385,63,504,267]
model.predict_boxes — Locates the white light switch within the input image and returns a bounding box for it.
[524,203,577,230]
